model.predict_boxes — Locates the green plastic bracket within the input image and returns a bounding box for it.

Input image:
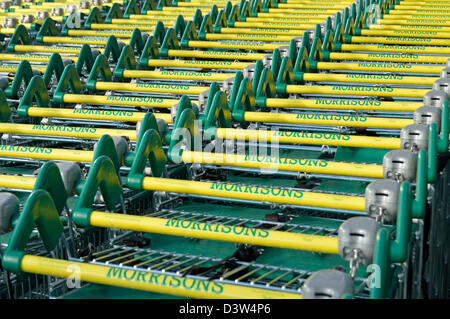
[157,0,171,10]
[167,108,199,163]
[128,129,167,189]
[371,227,390,299]
[181,21,198,47]
[275,57,295,92]
[270,49,283,78]
[210,5,219,22]
[262,0,277,10]
[153,21,166,46]
[427,123,438,183]
[92,135,121,172]
[412,149,427,219]
[42,53,65,88]
[53,64,83,103]
[256,68,277,105]
[136,113,160,147]
[438,101,449,153]
[251,0,262,15]
[33,161,68,214]
[74,44,95,75]
[213,9,228,33]
[140,36,160,66]
[82,7,102,30]
[203,91,232,129]
[0,89,11,122]
[73,156,122,227]
[86,54,113,90]
[105,3,123,23]
[231,79,256,122]
[239,0,251,21]
[343,15,355,43]
[251,60,265,94]
[17,76,50,116]
[103,35,122,63]
[199,14,213,40]
[371,181,412,299]
[321,28,335,60]
[173,15,186,37]
[161,28,180,55]
[114,45,136,78]
[227,4,241,25]
[7,24,31,52]
[293,45,311,76]
[228,71,244,110]
[308,28,323,71]
[353,7,364,35]
[128,28,145,54]
[2,190,64,273]
[224,1,233,17]
[123,0,139,18]
[192,9,203,28]
[171,95,196,134]
[389,182,412,263]
[4,60,34,99]
[378,0,388,16]
[141,0,157,14]
[332,23,345,51]
[36,18,57,43]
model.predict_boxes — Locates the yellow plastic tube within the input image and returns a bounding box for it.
[243,111,414,129]
[0,145,93,162]
[186,41,280,51]
[26,107,172,124]
[264,98,422,111]
[0,123,137,141]
[231,21,317,30]
[284,84,430,98]
[20,255,300,299]
[89,211,339,254]
[0,175,35,190]
[147,59,252,69]
[328,51,448,64]
[302,72,438,85]
[122,70,233,81]
[339,43,450,54]
[166,49,266,61]
[94,82,210,95]
[204,33,294,42]
[360,29,450,39]
[216,128,401,149]
[141,177,366,211]
[62,93,178,108]
[181,151,384,178]
[316,61,443,74]
[13,45,101,54]
[350,35,450,46]
[41,36,128,46]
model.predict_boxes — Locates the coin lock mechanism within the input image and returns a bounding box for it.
[383,150,417,182]
[55,162,82,197]
[0,192,19,234]
[302,269,354,299]
[338,217,381,278]
[365,179,400,223]
[400,124,429,153]
[262,55,273,69]
[414,106,441,131]
[423,90,448,109]
[222,76,237,100]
